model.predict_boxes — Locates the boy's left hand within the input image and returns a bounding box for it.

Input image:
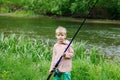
[62,53,66,57]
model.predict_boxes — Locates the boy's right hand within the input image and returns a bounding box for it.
[49,71,53,74]
[49,69,54,74]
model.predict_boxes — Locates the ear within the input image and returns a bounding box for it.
[55,35,57,38]
[65,34,67,38]
[56,34,58,38]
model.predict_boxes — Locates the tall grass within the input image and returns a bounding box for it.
[0,33,52,60]
[0,33,120,80]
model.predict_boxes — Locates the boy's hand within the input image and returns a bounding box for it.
[62,53,66,57]
[49,71,53,74]
[49,68,55,74]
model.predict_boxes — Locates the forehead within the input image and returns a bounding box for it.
[56,32,66,35]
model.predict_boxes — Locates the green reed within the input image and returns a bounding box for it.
[0,33,120,80]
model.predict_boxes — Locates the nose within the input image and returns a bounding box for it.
[59,36,63,39]
[60,35,62,37]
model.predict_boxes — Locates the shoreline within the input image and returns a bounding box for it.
[0,13,120,25]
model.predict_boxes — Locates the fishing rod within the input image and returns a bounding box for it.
[47,0,99,80]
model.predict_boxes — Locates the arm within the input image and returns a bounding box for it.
[49,46,56,72]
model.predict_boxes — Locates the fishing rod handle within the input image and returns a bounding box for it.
[47,73,53,80]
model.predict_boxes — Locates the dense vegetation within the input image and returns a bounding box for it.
[0,34,120,80]
[0,0,120,19]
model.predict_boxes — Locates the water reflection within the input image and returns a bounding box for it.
[0,16,120,56]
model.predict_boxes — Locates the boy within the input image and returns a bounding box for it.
[49,26,74,80]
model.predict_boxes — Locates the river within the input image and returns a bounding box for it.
[0,15,120,56]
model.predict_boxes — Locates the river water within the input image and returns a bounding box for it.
[0,16,120,56]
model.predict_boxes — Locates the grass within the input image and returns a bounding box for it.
[0,33,120,80]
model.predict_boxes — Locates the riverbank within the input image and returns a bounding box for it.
[0,13,120,25]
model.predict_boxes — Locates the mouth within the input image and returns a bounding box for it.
[59,39,64,41]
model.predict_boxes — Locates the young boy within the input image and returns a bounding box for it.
[49,26,74,80]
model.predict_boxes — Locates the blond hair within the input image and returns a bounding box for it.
[56,26,67,34]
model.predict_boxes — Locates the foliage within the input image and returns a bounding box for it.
[73,41,88,59]
[0,34,120,80]
[0,0,120,19]
[0,33,52,61]
[70,0,89,15]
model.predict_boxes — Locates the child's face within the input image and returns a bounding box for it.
[56,32,66,43]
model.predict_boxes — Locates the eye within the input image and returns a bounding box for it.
[57,34,60,36]
[61,34,64,36]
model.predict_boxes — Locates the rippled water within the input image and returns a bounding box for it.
[0,16,120,56]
